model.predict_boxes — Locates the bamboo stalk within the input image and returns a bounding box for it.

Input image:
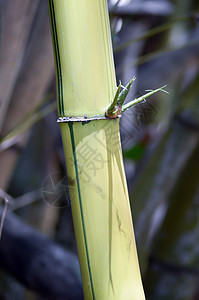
[48,1,145,299]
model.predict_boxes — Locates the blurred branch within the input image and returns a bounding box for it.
[109,1,174,17]
[0,100,56,150]
[150,256,199,276]
[0,198,8,240]
[1,0,55,136]
[114,13,195,53]
[0,0,55,189]
[9,189,41,211]
[0,187,42,211]
[0,208,83,300]
[133,121,199,273]
[117,38,199,75]
[144,140,199,298]
[135,39,199,66]
[0,0,40,131]
[131,72,199,274]
[0,188,13,203]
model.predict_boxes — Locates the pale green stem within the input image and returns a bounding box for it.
[107,81,121,114]
[121,85,168,113]
[117,76,136,106]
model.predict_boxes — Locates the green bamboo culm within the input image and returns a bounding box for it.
[48,1,145,299]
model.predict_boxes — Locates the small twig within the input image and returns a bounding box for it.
[105,78,168,118]
[0,198,9,240]
[106,81,121,117]
[106,77,136,118]
[121,85,168,113]
[0,188,41,211]
[117,76,136,106]
[113,0,121,8]
[0,188,14,202]
[10,189,41,211]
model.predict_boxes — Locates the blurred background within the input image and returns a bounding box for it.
[0,0,199,299]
